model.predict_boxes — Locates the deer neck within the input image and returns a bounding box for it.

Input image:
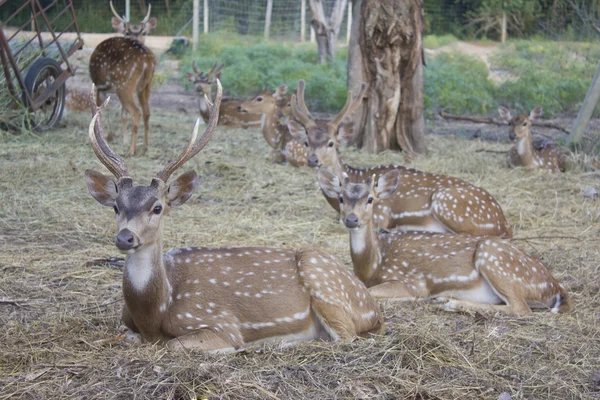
[323,151,348,182]
[516,134,535,166]
[122,237,172,338]
[348,220,380,285]
[261,107,282,148]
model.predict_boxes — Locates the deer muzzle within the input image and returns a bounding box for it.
[307,156,319,167]
[116,228,139,251]
[509,131,516,141]
[344,213,360,229]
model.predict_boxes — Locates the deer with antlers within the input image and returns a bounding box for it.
[288,80,512,238]
[186,61,261,129]
[84,83,382,351]
[317,169,572,315]
[239,85,308,167]
[89,1,157,156]
[498,106,566,172]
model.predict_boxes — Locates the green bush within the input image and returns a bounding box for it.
[423,34,458,49]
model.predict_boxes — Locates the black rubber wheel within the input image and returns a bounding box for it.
[23,57,66,130]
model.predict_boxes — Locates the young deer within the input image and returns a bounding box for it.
[498,106,566,172]
[89,1,157,156]
[239,85,308,167]
[84,84,382,352]
[317,169,572,316]
[289,80,512,238]
[186,61,261,129]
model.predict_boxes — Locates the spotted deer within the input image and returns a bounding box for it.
[89,1,157,156]
[239,85,308,167]
[186,61,261,129]
[498,106,566,172]
[317,169,572,315]
[84,84,382,352]
[289,80,512,238]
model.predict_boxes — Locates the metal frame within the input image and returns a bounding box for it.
[0,0,83,111]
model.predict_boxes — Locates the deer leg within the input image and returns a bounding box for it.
[367,280,428,301]
[138,84,151,154]
[117,88,141,156]
[166,328,243,353]
[120,106,129,146]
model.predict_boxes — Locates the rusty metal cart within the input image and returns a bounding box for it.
[0,0,83,129]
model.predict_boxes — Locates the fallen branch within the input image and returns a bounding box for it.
[0,298,28,307]
[86,257,125,269]
[475,149,506,154]
[439,112,570,134]
[511,235,579,241]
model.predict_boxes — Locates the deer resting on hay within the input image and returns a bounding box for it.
[318,169,573,316]
[288,80,513,238]
[89,1,157,156]
[84,83,383,351]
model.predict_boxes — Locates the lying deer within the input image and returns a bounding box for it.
[317,169,572,315]
[186,61,261,129]
[89,1,157,156]
[498,106,566,172]
[239,85,308,167]
[289,80,512,238]
[84,84,382,352]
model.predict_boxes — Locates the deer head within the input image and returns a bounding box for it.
[287,80,366,168]
[238,85,285,114]
[186,61,225,97]
[498,105,542,141]
[85,82,222,253]
[110,1,158,43]
[317,168,401,230]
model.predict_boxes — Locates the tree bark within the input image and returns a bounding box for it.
[348,0,426,157]
[309,0,348,64]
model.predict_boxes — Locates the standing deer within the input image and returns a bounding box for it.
[89,1,157,156]
[239,85,308,167]
[498,106,566,172]
[288,80,512,238]
[317,169,572,315]
[186,61,261,129]
[84,84,382,352]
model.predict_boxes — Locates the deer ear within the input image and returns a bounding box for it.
[530,106,542,121]
[85,169,118,207]
[498,106,512,121]
[275,85,288,98]
[167,170,198,207]
[145,17,158,33]
[287,120,307,142]
[375,170,401,199]
[111,17,126,33]
[337,122,355,144]
[317,168,341,198]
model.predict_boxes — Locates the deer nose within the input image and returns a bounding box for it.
[345,213,359,229]
[116,229,138,251]
[307,156,319,167]
[509,131,516,140]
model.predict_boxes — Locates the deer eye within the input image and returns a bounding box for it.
[367,197,374,204]
[256,97,263,102]
[113,206,119,214]
[153,205,163,215]
[304,141,309,147]
[338,197,344,204]
[328,141,335,147]
[522,122,527,127]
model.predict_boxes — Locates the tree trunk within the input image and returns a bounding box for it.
[309,0,348,64]
[348,0,425,157]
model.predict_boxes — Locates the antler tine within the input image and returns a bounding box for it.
[141,3,152,23]
[296,79,312,119]
[109,0,126,22]
[291,94,313,127]
[192,60,200,74]
[155,80,223,183]
[330,82,366,128]
[215,63,226,75]
[88,85,130,179]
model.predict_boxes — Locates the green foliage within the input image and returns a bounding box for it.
[423,34,459,49]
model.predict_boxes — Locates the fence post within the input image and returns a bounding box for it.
[569,62,600,146]
[204,0,209,34]
[264,0,273,39]
[193,0,199,51]
[301,0,306,42]
[125,0,130,22]
[346,1,351,44]
[310,27,315,43]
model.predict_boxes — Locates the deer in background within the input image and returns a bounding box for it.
[498,106,566,172]
[317,169,572,315]
[186,61,262,129]
[89,1,157,156]
[84,84,382,352]
[239,85,308,167]
[289,80,512,238]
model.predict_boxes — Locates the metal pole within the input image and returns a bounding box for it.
[569,62,600,146]
[193,0,199,51]
[264,0,273,39]
[204,0,209,34]
[310,27,315,43]
[301,0,306,42]
[125,0,130,22]
[346,1,351,44]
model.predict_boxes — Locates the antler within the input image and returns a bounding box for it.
[154,80,223,182]
[141,3,152,23]
[109,0,126,22]
[192,60,200,75]
[88,85,130,179]
[205,61,225,82]
[329,82,367,129]
[291,80,313,126]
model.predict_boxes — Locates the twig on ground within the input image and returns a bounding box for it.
[440,112,569,134]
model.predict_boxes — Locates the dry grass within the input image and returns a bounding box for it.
[0,109,599,399]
